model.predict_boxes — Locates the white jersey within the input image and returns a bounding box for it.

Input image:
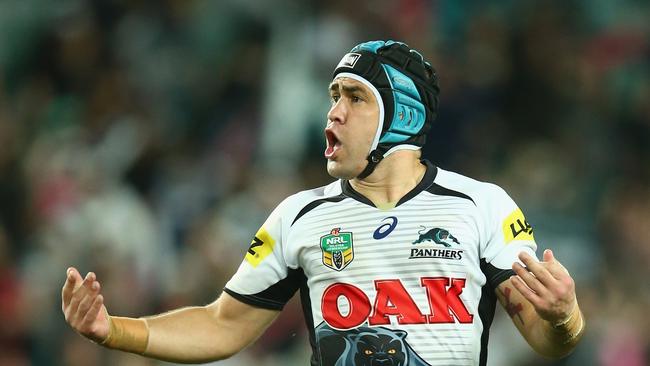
[225,161,537,366]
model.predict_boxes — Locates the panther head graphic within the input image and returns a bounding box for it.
[354,330,408,366]
[316,323,431,366]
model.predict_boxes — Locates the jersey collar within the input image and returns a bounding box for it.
[341,159,438,208]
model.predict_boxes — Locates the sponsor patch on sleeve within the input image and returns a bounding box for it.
[245,227,276,267]
[502,208,534,244]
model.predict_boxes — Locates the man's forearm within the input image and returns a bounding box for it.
[145,305,243,363]
[102,306,240,364]
[98,294,279,364]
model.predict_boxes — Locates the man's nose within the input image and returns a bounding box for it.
[327,100,347,125]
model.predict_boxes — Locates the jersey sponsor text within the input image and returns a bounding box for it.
[321,277,474,330]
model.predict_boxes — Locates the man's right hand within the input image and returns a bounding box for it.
[61,267,110,343]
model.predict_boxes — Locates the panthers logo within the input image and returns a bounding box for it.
[316,323,431,366]
[412,227,459,247]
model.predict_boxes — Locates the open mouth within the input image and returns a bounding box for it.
[324,129,341,159]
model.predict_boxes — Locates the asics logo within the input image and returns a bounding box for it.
[373,216,398,240]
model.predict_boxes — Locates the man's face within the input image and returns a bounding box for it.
[325,77,380,179]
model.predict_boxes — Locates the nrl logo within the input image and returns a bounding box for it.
[321,228,354,271]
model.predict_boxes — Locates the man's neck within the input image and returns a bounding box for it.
[349,151,427,208]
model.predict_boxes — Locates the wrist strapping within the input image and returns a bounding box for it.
[100,316,150,355]
[549,304,584,344]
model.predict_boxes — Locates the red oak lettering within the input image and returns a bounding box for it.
[321,283,371,329]
[421,277,474,323]
[321,277,474,330]
[368,280,427,325]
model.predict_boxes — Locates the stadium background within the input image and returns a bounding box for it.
[0,0,648,365]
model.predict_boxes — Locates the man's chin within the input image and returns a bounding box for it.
[326,160,362,180]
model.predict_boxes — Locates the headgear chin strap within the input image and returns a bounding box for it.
[332,40,440,179]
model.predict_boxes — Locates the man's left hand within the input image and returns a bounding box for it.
[511,249,577,326]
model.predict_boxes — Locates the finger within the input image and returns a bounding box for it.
[74,272,96,299]
[518,252,557,286]
[510,275,542,307]
[68,273,96,320]
[82,272,97,291]
[62,268,79,310]
[544,249,571,278]
[66,290,83,323]
[69,267,84,288]
[77,281,100,316]
[512,262,550,297]
[543,249,553,262]
[82,294,104,329]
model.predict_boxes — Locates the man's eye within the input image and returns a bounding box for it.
[351,96,362,103]
[330,95,340,103]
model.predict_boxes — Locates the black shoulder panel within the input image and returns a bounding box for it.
[291,194,346,226]
[426,183,476,205]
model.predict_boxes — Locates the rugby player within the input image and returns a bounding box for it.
[62,41,584,365]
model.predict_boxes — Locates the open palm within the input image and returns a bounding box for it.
[61,267,110,343]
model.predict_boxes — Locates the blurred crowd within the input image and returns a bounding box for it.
[0,0,648,365]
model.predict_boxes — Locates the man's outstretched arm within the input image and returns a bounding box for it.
[62,267,279,363]
[496,249,585,359]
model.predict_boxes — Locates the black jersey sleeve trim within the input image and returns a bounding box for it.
[482,260,515,288]
[291,194,346,226]
[223,288,284,310]
[223,268,304,311]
